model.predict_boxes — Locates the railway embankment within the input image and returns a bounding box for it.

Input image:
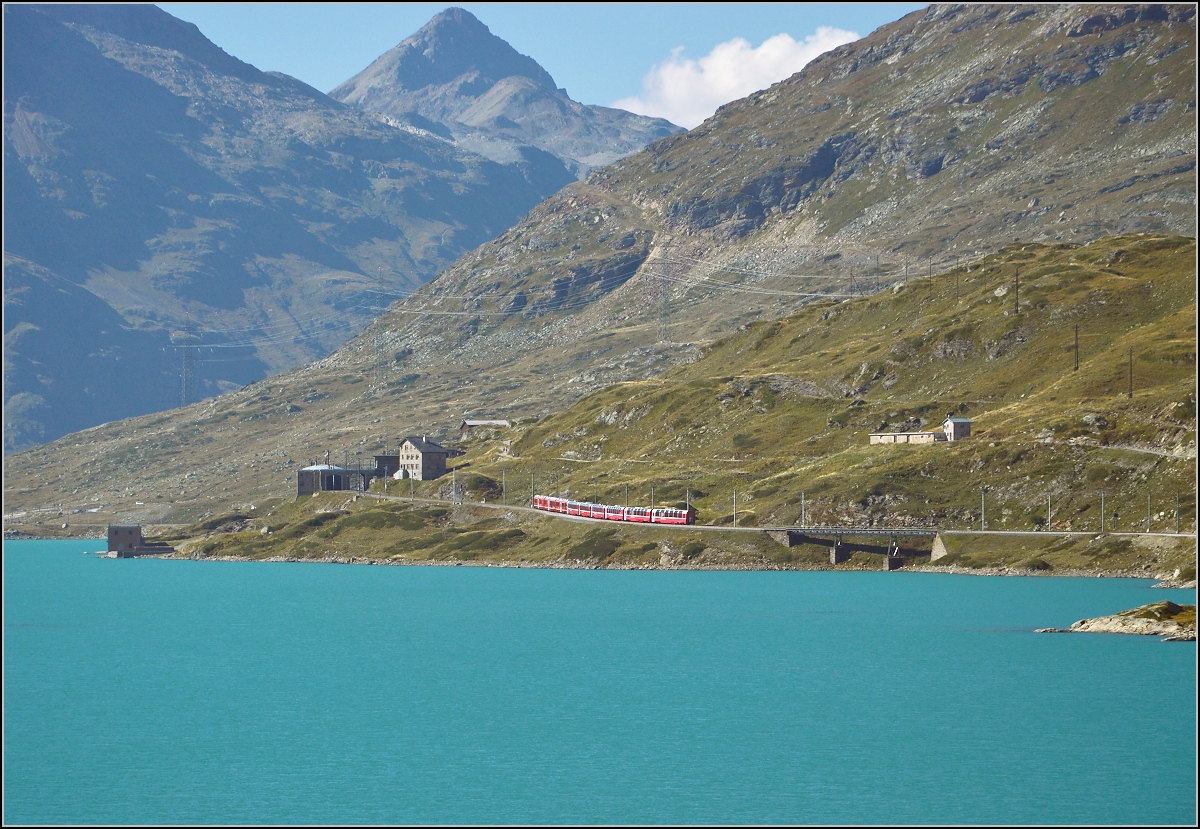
[137,491,1196,578]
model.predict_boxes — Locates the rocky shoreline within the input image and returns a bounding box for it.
[171,552,867,570]
[907,563,1196,584]
[146,550,1196,582]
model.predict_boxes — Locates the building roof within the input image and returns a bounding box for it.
[944,417,972,423]
[461,419,510,427]
[300,464,352,472]
[401,436,449,453]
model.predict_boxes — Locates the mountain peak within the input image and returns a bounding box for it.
[357,6,557,95]
[329,8,681,179]
[426,6,489,32]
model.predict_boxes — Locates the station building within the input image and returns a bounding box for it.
[375,436,455,481]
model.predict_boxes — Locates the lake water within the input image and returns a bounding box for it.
[4,539,1196,825]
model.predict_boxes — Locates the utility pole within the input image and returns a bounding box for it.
[502,470,506,506]
[801,491,806,527]
[1128,347,1133,399]
[410,477,414,501]
[733,489,737,527]
[651,485,655,510]
[1147,494,1151,533]
[373,332,382,389]
[625,483,629,508]
[1101,490,1106,534]
[1014,266,1019,314]
[1074,323,1080,371]
[981,490,986,531]
[180,344,196,408]
[1047,494,1051,530]
[658,269,670,343]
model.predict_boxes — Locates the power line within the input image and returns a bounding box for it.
[154,248,989,356]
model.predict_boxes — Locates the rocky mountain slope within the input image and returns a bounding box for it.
[4,4,667,452]
[330,7,682,178]
[4,3,1196,530]
[318,1,1197,435]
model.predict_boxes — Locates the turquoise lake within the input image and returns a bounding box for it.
[4,539,1196,825]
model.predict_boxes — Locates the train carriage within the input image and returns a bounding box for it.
[532,495,694,525]
[650,507,694,525]
[625,506,652,523]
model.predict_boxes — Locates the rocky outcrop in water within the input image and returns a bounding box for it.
[1037,601,1197,640]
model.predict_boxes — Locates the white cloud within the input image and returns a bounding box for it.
[614,27,859,129]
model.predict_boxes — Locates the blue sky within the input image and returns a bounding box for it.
[160,3,924,127]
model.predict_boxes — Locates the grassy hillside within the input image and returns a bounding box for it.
[475,235,1197,537]
[141,234,1196,574]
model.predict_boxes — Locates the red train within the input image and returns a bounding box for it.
[532,495,695,525]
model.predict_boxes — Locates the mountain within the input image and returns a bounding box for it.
[329,7,683,177]
[142,234,1200,574]
[317,1,1197,427]
[4,4,583,451]
[3,3,1196,531]
[3,253,179,450]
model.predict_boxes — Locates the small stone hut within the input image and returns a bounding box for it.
[107,525,175,557]
[943,416,972,441]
